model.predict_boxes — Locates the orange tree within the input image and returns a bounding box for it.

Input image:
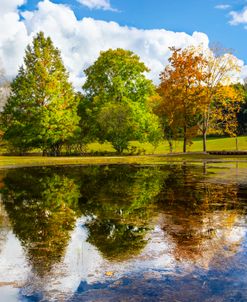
[156,46,207,153]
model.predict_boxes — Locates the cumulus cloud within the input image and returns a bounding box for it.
[229,7,247,25]
[77,0,116,11]
[215,4,231,10]
[242,65,247,81]
[0,0,245,89]
[0,0,26,14]
[0,0,30,78]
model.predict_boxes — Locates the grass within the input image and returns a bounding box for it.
[0,153,247,169]
[0,136,246,168]
[87,136,247,154]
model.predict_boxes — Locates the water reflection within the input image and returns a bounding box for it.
[0,163,246,301]
[158,166,246,267]
[1,168,81,275]
[77,166,166,260]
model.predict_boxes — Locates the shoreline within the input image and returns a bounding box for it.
[0,153,247,169]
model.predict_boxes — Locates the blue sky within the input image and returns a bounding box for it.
[19,0,247,61]
[1,0,247,88]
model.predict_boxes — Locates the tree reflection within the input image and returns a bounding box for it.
[1,168,81,275]
[0,195,11,255]
[1,163,246,275]
[1,165,167,267]
[77,166,166,261]
[158,164,246,267]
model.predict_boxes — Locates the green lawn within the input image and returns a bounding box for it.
[1,136,246,156]
[88,136,247,154]
[0,136,246,168]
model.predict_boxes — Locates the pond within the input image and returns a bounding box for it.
[0,162,246,302]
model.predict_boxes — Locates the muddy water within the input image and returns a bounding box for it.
[0,163,246,301]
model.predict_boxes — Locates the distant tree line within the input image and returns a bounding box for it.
[0,32,246,155]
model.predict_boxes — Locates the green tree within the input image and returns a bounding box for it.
[1,32,79,155]
[64,92,92,155]
[82,48,162,153]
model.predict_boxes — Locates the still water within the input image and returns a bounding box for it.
[0,163,246,301]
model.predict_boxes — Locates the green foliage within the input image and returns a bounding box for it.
[1,168,80,275]
[1,32,79,155]
[97,103,137,153]
[82,48,162,153]
[63,92,92,155]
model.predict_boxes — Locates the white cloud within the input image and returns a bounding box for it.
[0,0,245,90]
[0,0,26,14]
[229,7,247,25]
[215,4,231,10]
[0,0,29,78]
[242,65,247,81]
[77,0,115,11]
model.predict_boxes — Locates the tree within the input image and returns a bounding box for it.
[198,47,244,152]
[237,80,247,136]
[157,47,207,153]
[63,92,92,155]
[149,93,179,153]
[82,48,162,153]
[156,46,244,153]
[97,102,138,153]
[210,84,244,135]
[1,32,79,155]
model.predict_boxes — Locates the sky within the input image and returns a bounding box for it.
[1,0,247,89]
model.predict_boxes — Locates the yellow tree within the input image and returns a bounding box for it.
[157,46,207,153]
[209,84,245,150]
[198,48,244,152]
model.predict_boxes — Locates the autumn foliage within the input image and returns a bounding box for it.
[156,46,207,152]
[156,46,245,153]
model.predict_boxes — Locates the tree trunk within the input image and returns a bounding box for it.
[183,125,187,153]
[236,137,238,151]
[203,129,207,153]
[168,140,173,153]
[51,143,62,156]
[116,145,123,154]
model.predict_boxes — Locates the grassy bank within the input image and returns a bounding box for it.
[88,136,247,154]
[0,153,247,169]
[0,136,246,156]
[0,136,246,168]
